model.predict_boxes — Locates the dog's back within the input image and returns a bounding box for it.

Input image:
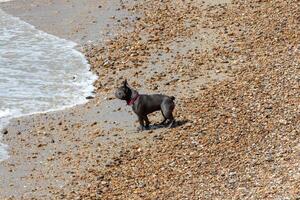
[136,94,175,115]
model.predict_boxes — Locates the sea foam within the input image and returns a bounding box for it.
[0,9,97,161]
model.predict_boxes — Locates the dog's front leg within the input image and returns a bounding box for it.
[138,116,145,131]
[144,116,150,130]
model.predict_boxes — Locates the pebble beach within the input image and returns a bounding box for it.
[0,0,299,199]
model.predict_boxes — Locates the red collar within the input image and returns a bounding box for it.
[126,94,140,105]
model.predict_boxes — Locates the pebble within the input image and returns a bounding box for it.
[2,128,8,135]
[10,0,298,199]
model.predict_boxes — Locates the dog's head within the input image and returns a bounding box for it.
[115,80,132,100]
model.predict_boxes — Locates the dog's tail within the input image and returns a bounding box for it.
[170,96,175,101]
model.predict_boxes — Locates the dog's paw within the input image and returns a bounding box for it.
[137,126,144,132]
[167,120,176,128]
[137,126,150,131]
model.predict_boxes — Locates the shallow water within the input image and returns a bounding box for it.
[0,9,97,161]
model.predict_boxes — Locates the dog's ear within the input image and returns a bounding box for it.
[123,79,128,87]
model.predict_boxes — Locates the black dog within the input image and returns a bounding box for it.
[115,80,175,130]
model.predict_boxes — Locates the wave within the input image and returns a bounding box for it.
[0,9,97,161]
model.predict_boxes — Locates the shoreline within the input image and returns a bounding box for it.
[1,0,232,197]
[0,0,142,198]
[0,0,226,198]
[0,5,97,162]
[1,0,299,199]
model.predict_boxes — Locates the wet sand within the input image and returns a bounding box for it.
[0,0,229,198]
[0,0,132,44]
[1,0,299,199]
[0,0,138,198]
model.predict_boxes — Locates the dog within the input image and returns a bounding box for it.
[115,80,176,130]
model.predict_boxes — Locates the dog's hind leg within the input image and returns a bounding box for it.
[168,117,175,128]
[161,102,175,128]
[160,110,167,125]
[165,112,175,128]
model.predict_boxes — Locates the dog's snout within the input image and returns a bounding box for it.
[115,90,123,99]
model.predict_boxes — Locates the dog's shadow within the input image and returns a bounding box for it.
[149,119,190,130]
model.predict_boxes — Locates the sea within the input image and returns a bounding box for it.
[0,8,97,161]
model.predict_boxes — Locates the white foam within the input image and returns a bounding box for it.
[0,109,17,161]
[0,9,97,161]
